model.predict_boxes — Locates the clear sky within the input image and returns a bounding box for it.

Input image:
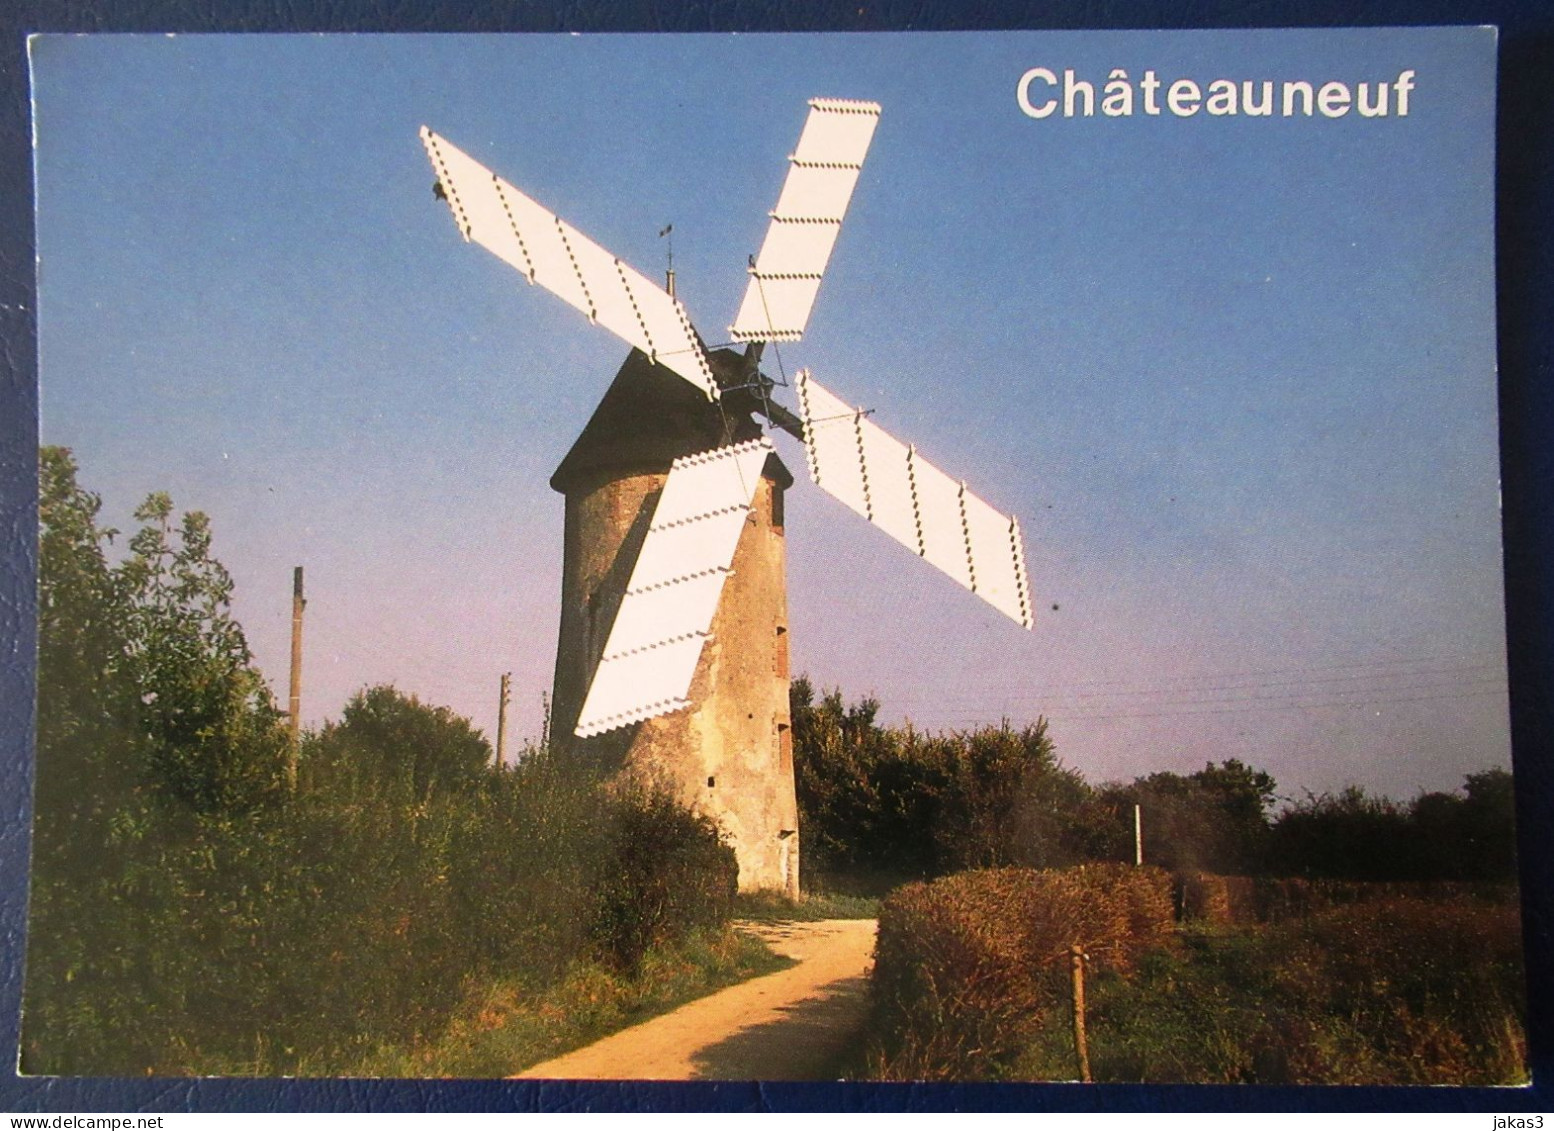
[29,28,1505,801]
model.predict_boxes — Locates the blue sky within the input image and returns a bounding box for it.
[29,29,1505,800]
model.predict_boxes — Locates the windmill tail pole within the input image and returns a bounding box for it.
[288,566,305,790]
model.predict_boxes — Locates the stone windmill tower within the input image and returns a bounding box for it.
[420,100,1033,896]
[547,349,800,895]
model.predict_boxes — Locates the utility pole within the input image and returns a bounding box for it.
[496,672,511,766]
[287,566,305,791]
[1134,802,1144,866]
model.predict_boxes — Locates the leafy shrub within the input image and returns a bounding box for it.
[26,716,742,1074]
[870,864,1174,1080]
[589,789,738,972]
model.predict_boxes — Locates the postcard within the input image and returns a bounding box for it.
[20,28,1521,1086]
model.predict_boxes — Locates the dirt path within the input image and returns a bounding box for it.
[513,918,877,1081]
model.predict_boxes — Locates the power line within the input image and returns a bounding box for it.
[1053,685,1507,722]
[894,670,1506,711]
[881,653,1504,704]
[916,685,1507,727]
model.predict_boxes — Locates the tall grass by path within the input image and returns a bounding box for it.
[734,889,881,922]
[1014,894,1527,1084]
[321,927,792,1078]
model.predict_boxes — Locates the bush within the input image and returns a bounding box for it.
[1263,895,1526,1083]
[25,717,746,1075]
[589,789,738,972]
[870,864,1174,1080]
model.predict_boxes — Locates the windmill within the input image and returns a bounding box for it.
[420,99,1032,895]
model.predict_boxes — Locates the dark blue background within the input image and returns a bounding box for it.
[1,1,1549,1114]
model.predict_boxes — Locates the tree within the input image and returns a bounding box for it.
[1267,769,1519,882]
[30,449,145,1053]
[116,491,287,814]
[791,678,1091,883]
[929,720,1089,872]
[37,449,124,728]
[791,677,907,877]
[1267,785,1411,880]
[34,448,137,831]
[1458,767,1517,881]
[1106,760,1277,874]
[305,684,491,798]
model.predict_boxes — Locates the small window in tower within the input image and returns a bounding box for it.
[707,776,716,788]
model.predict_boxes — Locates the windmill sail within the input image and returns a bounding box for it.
[420,127,718,401]
[728,99,881,344]
[796,370,1033,629]
[575,437,776,737]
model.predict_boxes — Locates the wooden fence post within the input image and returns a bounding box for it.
[1070,943,1092,1083]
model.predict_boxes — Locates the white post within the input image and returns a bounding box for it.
[1134,803,1143,866]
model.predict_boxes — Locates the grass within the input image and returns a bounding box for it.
[1006,902,1528,1085]
[860,866,1526,1085]
[1010,926,1277,1083]
[734,888,882,922]
[322,926,792,1078]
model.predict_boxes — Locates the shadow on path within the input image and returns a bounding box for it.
[690,973,871,1080]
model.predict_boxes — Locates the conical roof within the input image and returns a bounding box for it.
[550,348,788,494]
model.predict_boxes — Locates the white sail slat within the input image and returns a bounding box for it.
[628,514,747,592]
[962,489,1034,628]
[573,638,704,738]
[729,99,881,343]
[574,439,775,737]
[791,98,883,166]
[909,452,976,591]
[649,439,774,526]
[595,572,730,659]
[795,371,869,520]
[420,127,716,399]
[798,371,1032,629]
[856,412,919,553]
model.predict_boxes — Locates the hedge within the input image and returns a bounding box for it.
[870,863,1174,1079]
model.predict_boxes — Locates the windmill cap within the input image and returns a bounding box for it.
[551,348,790,495]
